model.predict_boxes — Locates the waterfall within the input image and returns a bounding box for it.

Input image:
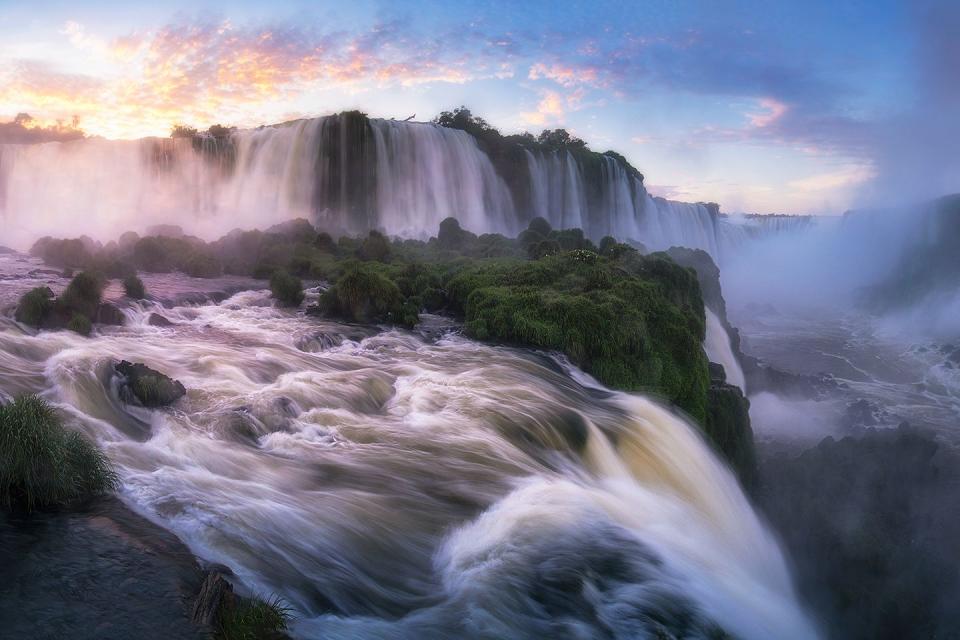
[704,307,746,391]
[0,114,809,260]
[0,288,818,638]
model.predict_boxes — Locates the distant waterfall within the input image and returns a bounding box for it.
[0,114,809,257]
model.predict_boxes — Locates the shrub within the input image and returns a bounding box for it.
[183,252,223,278]
[357,230,392,262]
[15,286,54,327]
[269,270,304,307]
[67,313,92,336]
[123,275,146,299]
[58,271,104,319]
[321,264,410,326]
[215,595,291,640]
[0,395,118,511]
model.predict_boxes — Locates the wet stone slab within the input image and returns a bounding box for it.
[0,496,206,640]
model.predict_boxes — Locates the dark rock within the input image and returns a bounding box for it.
[191,571,236,627]
[114,361,186,407]
[705,381,757,488]
[147,313,174,327]
[0,496,206,639]
[95,303,125,326]
[708,362,727,384]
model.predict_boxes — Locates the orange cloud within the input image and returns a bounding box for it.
[528,62,602,88]
[0,19,511,139]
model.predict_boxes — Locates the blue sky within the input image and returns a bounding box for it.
[1,0,955,214]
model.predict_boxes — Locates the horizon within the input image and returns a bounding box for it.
[3,0,958,217]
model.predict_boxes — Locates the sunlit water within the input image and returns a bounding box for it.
[0,261,817,639]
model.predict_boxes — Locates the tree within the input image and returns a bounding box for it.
[171,124,198,138]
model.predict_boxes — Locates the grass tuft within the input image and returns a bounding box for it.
[0,395,118,511]
[216,594,292,640]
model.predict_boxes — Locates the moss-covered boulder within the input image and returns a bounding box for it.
[448,252,709,421]
[269,270,304,307]
[705,364,757,486]
[123,275,146,299]
[319,264,415,327]
[0,395,118,511]
[14,286,55,327]
[114,361,186,408]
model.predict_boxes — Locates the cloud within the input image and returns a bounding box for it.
[1,17,522,138]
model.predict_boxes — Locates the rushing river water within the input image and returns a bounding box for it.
[0,252,817,639]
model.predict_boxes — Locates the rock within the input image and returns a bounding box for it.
[708,362,727,384]
[705,381,757,488]
[114,361,186,407]
[191,571,235,627]
[147,313,174,327]
[96,303,125,326]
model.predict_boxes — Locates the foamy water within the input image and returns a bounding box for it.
[0,285,818,639]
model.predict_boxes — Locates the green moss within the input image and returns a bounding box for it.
[215,594,291,640]
[15,286,55,327]
[269,270,304,307]
[67,313,92,336]
[0,395,118,511]
[321,264,410,326]
[56,271,104,323]
[123,275,146,299]
[448,252,709,421]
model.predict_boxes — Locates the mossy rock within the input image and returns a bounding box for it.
[114,361,186,408]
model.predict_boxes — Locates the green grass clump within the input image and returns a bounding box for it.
[123,275,146,299]
[15,286,55,327]
[58,271,104,319]
[269,270,304,307]
[320,263,410,325]
[0,395,118,511]
[216,594,291,640]
[67,313,92,336]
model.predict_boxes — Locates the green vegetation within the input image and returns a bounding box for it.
[15,272,104,334]
[58,271,104,319]
[14,286,54,327]
[67,313,92,336]
[115,361,186,407]
[0,395,118,511]
[215,594,291,640]
[269,270,305,307]
[123,275,146,299]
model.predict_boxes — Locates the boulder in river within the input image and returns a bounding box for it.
[114,360,186,407]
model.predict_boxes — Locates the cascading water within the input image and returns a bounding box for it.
[704,307,747,391]
[0,282,818,639]
[0,114,806,261]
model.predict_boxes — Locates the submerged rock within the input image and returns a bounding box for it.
[147,312,175,327]
[95,302,125,326]
[114,360,186,407]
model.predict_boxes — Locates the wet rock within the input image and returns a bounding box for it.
[708,361,727,384]
[95,302,125,326]
[114,361,186,407]
[705,380,757,488]
[295,331,343,352]
[147,312,174,327]
[0,496,206,639]
[191,571,236,627]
